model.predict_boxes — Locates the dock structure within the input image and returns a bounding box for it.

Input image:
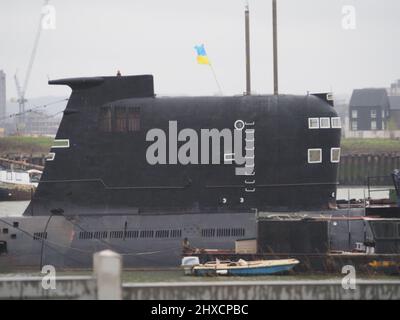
[0,156,45,171]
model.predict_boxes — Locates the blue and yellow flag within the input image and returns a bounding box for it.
[194,44,210,65]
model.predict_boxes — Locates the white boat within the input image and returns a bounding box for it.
[0,168,42,201]
[182,257,299,276]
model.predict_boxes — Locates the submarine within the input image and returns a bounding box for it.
[26,75,341,215]
[0,74,399,269]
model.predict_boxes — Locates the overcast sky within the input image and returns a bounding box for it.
[0,0,399,101]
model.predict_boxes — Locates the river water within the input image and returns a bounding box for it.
[336,186,390,201]
[0,200,28,217]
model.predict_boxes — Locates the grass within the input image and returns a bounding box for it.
[1,136,400,156]
[341,138,400,155]
[0,136,53,155]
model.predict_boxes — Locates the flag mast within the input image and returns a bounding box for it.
[194,44,222,95]
[209,64,223,96]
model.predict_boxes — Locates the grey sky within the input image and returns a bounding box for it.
[0,0,399,101]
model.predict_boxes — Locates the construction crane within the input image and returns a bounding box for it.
[14,0,50,132]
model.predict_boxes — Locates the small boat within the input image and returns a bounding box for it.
[368,260,400,275]
[181,257,299,276]
[0,168,42,201]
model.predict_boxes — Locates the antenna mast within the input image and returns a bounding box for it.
[272,0,279,95]
[245,1,251,95]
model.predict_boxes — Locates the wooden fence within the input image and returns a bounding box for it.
[339,154,400,185]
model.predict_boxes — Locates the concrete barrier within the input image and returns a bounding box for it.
[0,276,95,299]
[122,280,400,300]
[0,249,120,299]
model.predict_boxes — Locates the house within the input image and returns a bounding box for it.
[349,89,390,131]
[389,96,400,129]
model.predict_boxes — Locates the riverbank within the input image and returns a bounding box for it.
[0,136,53,155]
[341,138,400,155]
[1,137,400,156]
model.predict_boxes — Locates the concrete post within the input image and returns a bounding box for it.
[93,250,122,300]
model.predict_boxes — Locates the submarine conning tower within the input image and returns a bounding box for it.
[24,75,341,216]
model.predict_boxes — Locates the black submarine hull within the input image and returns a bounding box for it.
[0,75,357,269]
[0,208,374,269]
[0,211,256,268]
[24,75,341,217]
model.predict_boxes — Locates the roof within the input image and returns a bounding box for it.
[349,88,389,108]
[389,96,400,110]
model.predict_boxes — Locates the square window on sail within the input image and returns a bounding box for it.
[320,117,331,129]
[331,148,341,163]
[308,149,322,164]
[308,118,319,129]
[331,117,341,128]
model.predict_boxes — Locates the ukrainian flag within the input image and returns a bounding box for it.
[194,44,210,65]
